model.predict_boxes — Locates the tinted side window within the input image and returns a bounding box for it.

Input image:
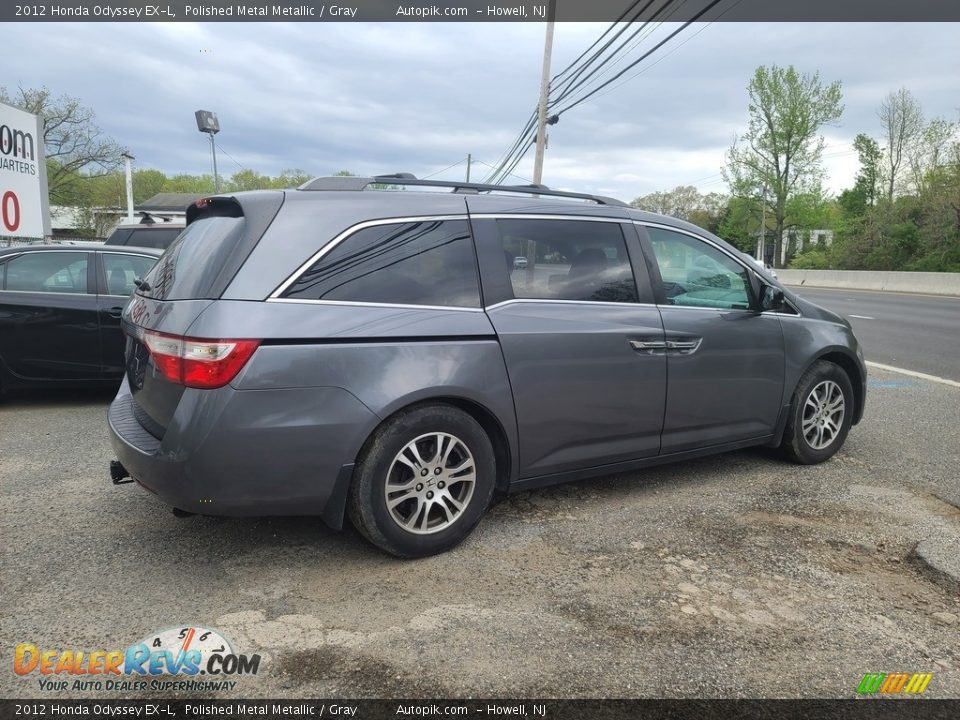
[495,219,638,303]
[3,252,89,294]
[282,220,480,308]
[646,227,751,310]
[103,254,157,296]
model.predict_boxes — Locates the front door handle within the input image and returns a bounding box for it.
[629,339,668,354]
[106,307,124,319]
[629,338,703,355]
[665,338,702,355]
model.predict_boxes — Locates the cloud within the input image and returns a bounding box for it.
[5,21,957,202]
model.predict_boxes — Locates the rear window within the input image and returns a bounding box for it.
[126,227,183,249]
[105,228,132,246]
[281,219,480,308]
[137,216,244,300]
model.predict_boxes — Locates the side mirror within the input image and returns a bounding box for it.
[759,284,784,312]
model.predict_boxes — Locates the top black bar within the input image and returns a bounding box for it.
[299,174,630,206]
[5,0,960,23]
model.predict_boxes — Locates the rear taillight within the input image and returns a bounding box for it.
[141,330,260,389]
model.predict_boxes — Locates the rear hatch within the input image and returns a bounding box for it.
[122,194,282,436]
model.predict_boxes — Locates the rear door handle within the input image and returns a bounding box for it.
[106,307,124,319]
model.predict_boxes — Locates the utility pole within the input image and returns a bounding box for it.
[465,153,472,183]
[121,152,135,223]
[757,184,767,264]
[532,0,556,185]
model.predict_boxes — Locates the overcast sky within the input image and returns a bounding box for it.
[6,21,958,201]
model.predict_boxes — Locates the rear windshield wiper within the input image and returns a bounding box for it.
[133,277,151,292]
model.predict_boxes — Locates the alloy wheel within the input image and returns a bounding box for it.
[384,432,477,534]
[801,380,845,450]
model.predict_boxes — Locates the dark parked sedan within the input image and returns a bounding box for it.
[0,244,161,392]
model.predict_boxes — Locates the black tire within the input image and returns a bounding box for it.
[780,360,854,464]
[347,403,496,558]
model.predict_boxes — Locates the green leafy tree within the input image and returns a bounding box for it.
[226,169,272,191]
[716,195,764,253]
[133,169,167,203]
[724,65,843,267]
[162,173,216,193]
[273,168,312,188]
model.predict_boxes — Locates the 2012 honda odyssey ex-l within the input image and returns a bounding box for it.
[108,175,866,557]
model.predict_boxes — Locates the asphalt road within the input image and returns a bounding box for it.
[2,369,958,700]
[785,286,960,382]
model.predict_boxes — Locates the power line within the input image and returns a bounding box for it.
[548,0,666,106]
[548,0,649,85]
[483,112,538,183]
[484,1,657,184]
[552,0,728,117]
[548,0,679,109]
[473,158,535,185]
[422,157,467,179]
[587,0,744,104]
[485,1,725,185]
[214,142,246,171]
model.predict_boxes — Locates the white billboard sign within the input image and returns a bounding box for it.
[0,101,50,239]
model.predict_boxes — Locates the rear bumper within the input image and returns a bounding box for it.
[107,377,377,525]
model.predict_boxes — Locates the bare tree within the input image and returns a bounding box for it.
[878,88,924,202]
[906,116,958,195]
[0,86,123,204]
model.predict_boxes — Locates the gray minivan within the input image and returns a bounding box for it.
[108,175,866,557]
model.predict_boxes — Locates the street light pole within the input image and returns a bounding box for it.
[209,133,220,192]
[532,0,556,185]
[195,110,221,193]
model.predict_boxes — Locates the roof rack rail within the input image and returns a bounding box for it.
[298,174,628,207]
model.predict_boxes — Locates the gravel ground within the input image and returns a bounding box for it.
[1,367,958,699]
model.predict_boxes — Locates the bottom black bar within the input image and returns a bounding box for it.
[2,699,959,720]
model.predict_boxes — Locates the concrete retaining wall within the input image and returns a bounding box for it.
[777,269,960,296]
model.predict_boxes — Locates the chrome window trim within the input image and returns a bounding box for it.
[99,251,159,261]
[478,215,640,308]
[267,298,484,313]
[269,215,469,300]
[485,298,657,311]
[635,221,764,311]
[0,249,93,296]
[635,220,752,269]
[270,213,635,310]
[0,289,95,298]
[657,303,752,314]
[470,213,630,223]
